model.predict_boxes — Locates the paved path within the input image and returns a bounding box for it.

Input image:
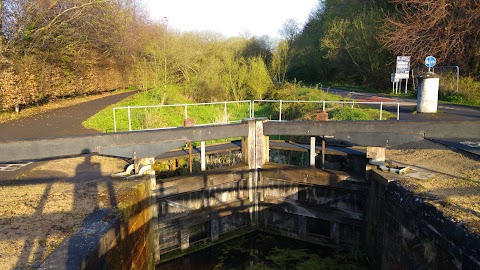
[0,91,136,141]
[327,88,480,121]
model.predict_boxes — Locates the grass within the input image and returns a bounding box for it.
[330,107,396,121]
[83,85,399,132]
[84,86,252,132]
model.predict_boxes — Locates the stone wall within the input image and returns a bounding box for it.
[366,171,480,270]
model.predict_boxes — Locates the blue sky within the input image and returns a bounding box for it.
[143,0,319,38]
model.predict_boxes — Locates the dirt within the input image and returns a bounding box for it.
[0,155,126,270]
[386,140,480,233]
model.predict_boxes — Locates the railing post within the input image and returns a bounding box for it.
[397,103,400,121]
[224,102,227,123]
[250,100,254,118]
[201,141,206,171]
[310,136,316,167]
[113,108,117,132]
[279,100,283,121]
[380,102,383,121]
[321,136,326,170]
[184,104,188,120]
[322,100,326,112]
[127,107,132,131]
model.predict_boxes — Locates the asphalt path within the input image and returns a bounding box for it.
[326,87,480,121]
[322,88,480,155]
[0,91,137,141]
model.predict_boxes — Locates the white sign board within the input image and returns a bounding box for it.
[396,56,411,78]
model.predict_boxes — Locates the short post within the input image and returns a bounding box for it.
[379,102,383,120]
[322,136,326,170]
[279,100,283,121]
[224,101,228,123]
[201,141,206,171]
[188,142,193,174]
[182,119,195,174]
[397,103,400,121]
[310,136,316,167]
[113,108,117,132]
[127,107,132,131]
[250,100,254,118]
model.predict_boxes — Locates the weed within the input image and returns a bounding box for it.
[330,107,396,120]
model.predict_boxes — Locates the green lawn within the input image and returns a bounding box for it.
[83,85,397,132]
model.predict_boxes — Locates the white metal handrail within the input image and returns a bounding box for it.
[113,100,400,132]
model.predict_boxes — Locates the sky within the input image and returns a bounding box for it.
[143,0,319,39]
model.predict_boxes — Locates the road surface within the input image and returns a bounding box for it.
[0,91,137,141]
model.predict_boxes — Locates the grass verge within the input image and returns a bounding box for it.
[84,85,398,132]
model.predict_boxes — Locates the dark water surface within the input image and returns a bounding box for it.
[157,232,368,270]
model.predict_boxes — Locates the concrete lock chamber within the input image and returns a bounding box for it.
[417,72,440,113]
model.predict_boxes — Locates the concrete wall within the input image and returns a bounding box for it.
[366,171,480,270]
[39,175,157,270]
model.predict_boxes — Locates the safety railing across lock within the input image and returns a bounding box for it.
[113,100,400,132]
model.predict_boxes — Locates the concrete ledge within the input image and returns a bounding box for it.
[38,209,120,270]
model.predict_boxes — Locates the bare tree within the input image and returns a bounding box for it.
[280,18,300,43]
[380,0,480,76]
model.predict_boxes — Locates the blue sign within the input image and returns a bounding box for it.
[425,56,436,68]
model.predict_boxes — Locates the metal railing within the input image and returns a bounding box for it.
[113,100,400,132]
[113,100,252,132]
[252,100,400,122]
[411,65,459,93]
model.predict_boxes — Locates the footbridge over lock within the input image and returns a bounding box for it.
[1,119,479,269]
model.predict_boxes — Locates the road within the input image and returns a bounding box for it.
[326,87,480,121]
[0,91,137,141]
[323,88,479,155]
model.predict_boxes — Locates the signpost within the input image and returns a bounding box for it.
[393,56,411,94]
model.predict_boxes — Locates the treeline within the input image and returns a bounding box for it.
[1,0,479,110]
[288,0,480,89]
[0,0,277,110]
[0,0,144,110]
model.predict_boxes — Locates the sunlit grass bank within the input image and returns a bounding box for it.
[83,85,396,132]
